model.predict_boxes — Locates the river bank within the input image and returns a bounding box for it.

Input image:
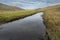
[42,5,60,40]
[0,10,37,24]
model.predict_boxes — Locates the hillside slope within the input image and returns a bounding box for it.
[0,3,23,11]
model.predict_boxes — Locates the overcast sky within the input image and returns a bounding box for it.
[0,0,60,9]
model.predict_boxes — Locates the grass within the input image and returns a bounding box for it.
[0,10,37,24]
[42,5,60,40]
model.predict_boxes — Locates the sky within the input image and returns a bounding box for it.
[0,0,60,9]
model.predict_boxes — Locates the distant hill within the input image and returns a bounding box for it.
[38,4,60,12]
[0,3,23,11]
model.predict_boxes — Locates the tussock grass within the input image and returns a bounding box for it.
[42,5,60,40]
[0,10,37,24]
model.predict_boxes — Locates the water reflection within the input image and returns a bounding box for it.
[0,12,46,40]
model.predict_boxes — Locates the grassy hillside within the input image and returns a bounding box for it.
[0,3,23,11]
[42,4,60,40]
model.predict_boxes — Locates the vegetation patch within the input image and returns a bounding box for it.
[0,10,37,24]
[42,5,60,40]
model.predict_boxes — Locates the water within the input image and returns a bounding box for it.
[0,12,47,40]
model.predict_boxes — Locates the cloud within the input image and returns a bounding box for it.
[0,0,60,9]
[0,0,48,9]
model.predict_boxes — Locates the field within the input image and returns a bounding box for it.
[0,10,37,24]
[42,5,60,40]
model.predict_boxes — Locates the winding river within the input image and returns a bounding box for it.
[0,12,48,40]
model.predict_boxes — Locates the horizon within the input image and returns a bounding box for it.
[0,0,60,9]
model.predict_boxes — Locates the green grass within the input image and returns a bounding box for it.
[0,10,37,24]
[42,5,60,40]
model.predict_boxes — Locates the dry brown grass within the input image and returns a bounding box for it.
[42,4,60,40]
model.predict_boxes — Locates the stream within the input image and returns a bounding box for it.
[0,12,48,40]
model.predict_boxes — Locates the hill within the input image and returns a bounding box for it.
[0,3,23,11]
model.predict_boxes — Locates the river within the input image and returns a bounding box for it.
[0,12,47,40]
